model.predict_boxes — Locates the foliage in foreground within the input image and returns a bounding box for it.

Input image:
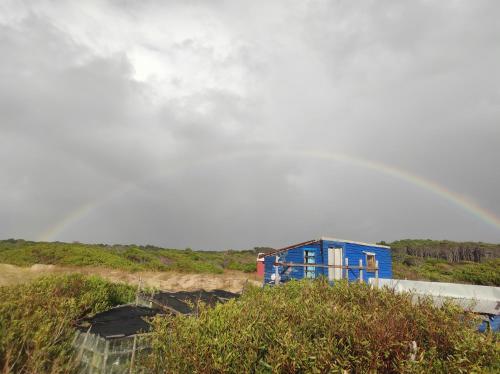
[145,279,499,373]
[0,274,134,374]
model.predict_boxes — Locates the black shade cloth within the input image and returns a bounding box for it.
[78,290,239,339]
[78,305,160,338]
[153,289,239,314]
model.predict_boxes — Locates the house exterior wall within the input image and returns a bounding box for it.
[264,239,392,284]
[256,260,265,277]
[264,244,310,284]
[320,240,392,282]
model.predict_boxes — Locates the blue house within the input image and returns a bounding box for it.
[263,237,392,284]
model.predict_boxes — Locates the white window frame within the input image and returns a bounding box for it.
[364,251,376,271]
[304,250,316,279]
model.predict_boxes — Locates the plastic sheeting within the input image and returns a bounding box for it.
[73,330,150,374]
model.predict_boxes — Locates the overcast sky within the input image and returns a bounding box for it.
[1,0,499,249]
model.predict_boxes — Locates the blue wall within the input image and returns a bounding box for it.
[264,239,392,284]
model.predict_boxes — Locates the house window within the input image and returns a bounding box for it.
[366,253,376,271]
[304,250,316,278]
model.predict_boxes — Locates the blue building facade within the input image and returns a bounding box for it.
[263,237,392,284]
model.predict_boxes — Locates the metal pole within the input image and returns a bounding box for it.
[76,327,92,362]
[89,335,99,374]
[344,258,348,280]
[129,335,138,374]
[101,340,109,374]
[375,260,379,287]
[359,259,363,283]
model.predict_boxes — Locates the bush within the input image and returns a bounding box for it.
[145,279,500,373]
[453,260,500,286]
[394,257,500,286]
[0,274,134,373]
[226,261,257,273]
[0,240,257,274]
[402,256,424,267]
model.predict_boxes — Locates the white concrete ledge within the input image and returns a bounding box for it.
[369,278,500,315]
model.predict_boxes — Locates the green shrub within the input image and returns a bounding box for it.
[144,279,500,373]
[453,260,500,286]
[226,261,257,273]
[394,258,500,286]
[0,240,257,274]
[0,274,134,373]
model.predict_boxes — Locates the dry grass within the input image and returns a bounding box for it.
[0,263,261,292]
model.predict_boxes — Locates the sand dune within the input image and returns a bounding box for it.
[0,263,261,292]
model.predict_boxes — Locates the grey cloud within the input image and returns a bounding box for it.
[0,1,499,248]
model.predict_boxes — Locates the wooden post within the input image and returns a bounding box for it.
[129,335,138,374]
[344,257,349,280]
[274,255,280,285]
[359,259,363,283]
[135,277,142,306]
[375,260,379,287]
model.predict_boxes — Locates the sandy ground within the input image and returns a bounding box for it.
[0,263,262,292]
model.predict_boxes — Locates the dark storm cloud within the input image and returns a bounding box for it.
[0,1,499,249]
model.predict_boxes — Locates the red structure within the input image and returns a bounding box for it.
[256,253,265,277]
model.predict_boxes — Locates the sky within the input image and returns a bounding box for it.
[0,0,499,250]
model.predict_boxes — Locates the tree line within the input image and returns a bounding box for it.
[387,239,500,263]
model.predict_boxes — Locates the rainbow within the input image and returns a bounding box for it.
[299,150,500,230]
[38,149,500,241]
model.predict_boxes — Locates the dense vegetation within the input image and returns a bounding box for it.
[0,274,134,374]
[0,239,257,274]
[1,238,500,285]
[387,239,500,262]
[389,239,500,286]
[145,279,500,373]
[0,275,498,373]
[393,257,500,286]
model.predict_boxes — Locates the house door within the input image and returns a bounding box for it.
[328,247,343,280]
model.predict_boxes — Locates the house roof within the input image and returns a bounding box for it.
[264,237,390,257]
[320,237,391,249]
[264,239,320,257]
